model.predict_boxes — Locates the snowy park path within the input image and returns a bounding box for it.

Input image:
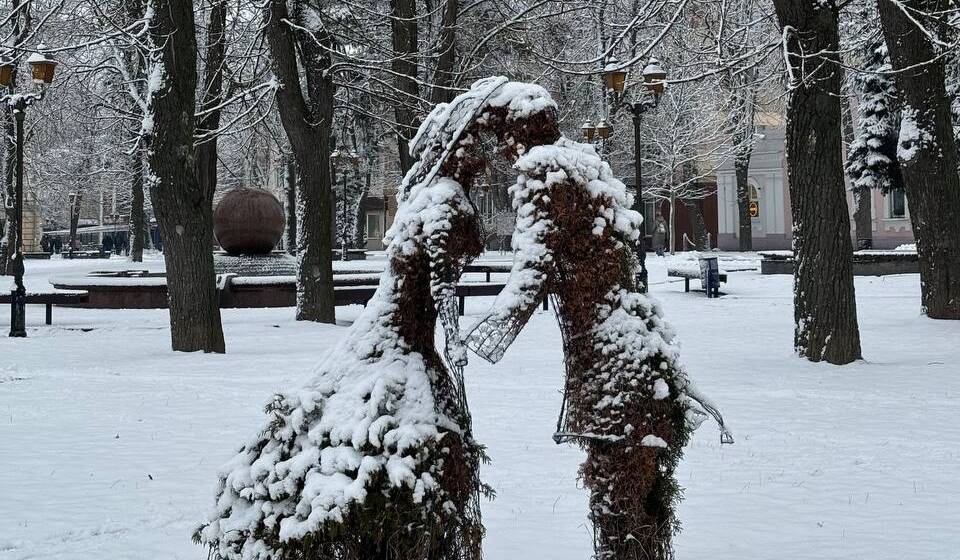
[1,256,958,559]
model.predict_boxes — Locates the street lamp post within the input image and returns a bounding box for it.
[0,45,57,337]
[602,57,667,294]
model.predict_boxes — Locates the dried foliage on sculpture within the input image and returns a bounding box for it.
[196,77,560,560]
[197,76,727,560]
[466,138,732,560]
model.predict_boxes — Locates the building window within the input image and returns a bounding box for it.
[366,213,382,240]
[887,189,906,219]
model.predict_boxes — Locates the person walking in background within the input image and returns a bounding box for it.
[653,214,667,256]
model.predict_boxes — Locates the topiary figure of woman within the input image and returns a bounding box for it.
[196,77,561,560]
[467,138,731,560]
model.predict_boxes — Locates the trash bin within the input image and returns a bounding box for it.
[698,256,720,298]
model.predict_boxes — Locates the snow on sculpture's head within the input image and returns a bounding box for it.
[398,77,560,204]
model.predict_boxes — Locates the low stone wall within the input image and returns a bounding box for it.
[51,273,378,309]
[759,251,919,276]
[51,265,512,309]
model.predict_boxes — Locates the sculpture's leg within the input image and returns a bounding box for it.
[584,443,676,560]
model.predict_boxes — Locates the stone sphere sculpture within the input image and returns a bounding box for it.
[214,188,285,255]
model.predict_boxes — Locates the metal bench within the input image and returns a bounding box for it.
[463,263,512,282]
[0,291,89,325]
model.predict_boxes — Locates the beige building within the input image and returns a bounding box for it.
[716,121,914,250]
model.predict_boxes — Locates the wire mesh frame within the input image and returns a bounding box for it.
[549,292,607,445]
[464,310,533,364]
[439,300,486,560]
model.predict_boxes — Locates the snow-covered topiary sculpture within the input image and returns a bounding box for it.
[195,77,561,560]
[466,138,731,560]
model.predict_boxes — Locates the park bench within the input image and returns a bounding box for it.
[667,257,727,298]
[462,263,512,282]
[63,250,112,260]
[0,291,89,325]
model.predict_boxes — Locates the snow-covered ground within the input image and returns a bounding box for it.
[2,253,958,559]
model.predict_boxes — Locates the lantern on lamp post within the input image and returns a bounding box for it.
[3,44,57,337]
[27,47,57,85]
[641,57,666,94]
[0,58,14,88]
[602,57,627,94]
[595,119,612,139]
[581,120,596,141]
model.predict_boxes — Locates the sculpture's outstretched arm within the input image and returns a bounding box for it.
[465,189,556,363]
[417,179,482,368]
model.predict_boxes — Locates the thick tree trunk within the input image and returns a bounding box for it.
[129,146,146,262]
[391,0,420,173]
[147,0,225,353]
[265,0,336,323]
[773,0,862,364]
[878,0,960,319]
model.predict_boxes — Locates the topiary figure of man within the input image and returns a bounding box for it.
[467,138,731,560]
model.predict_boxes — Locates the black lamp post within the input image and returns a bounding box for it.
[1,44,57,337]
[603,57,667,294]
[330,148,361,261]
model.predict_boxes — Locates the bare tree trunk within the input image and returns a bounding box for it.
[683,199,709,250]
[430,0,458,104]
[842,79,874,250]
[284,154,296,256]
[2,110,15,275]
[265,0,336,323]
[0,4,29,275]
[68,193,81,252]
[391,0,420,173]
[147,0,225,353]
[125,0,147,263]
[734,151,753,251]
[196,0,227,209]
[878,0,960,319]
[773,0,862,364]
[129,146,146,262]
[852,188,873,250]
[732,92,755,251]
